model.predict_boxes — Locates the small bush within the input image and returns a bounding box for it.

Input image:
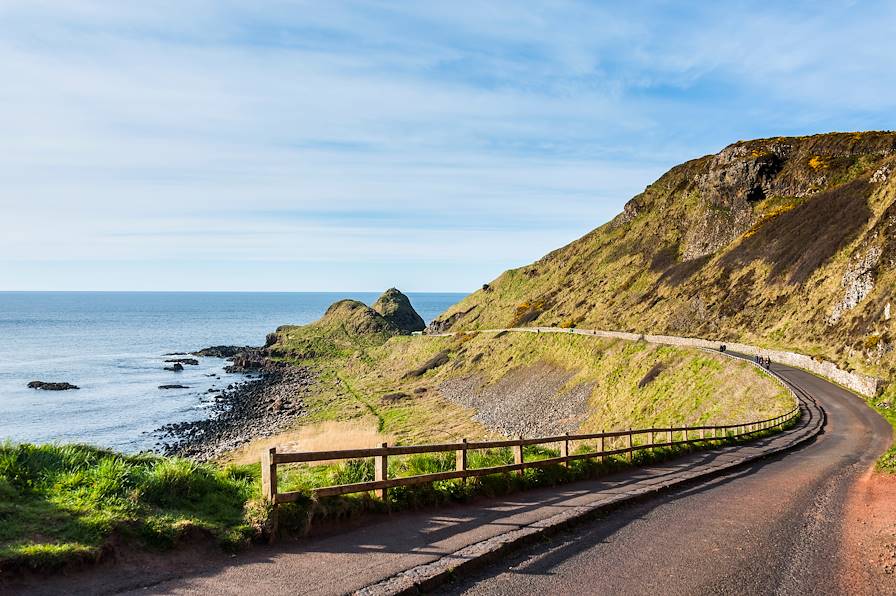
[331,459,374,485]
[510,299,547,327]
[142,458,216,507]
[808,155,828,170]
[864,334,882,349]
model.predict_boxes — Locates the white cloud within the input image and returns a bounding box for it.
[0,1,893,290]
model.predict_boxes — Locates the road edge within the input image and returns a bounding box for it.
[356,363,826,596]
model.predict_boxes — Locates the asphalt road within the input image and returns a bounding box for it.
[439,362,893,596]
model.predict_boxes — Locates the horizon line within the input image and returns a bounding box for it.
[0,289,472,294]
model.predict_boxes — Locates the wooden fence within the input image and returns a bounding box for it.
[261,405,801,505]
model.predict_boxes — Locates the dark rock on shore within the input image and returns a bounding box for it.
[193,345,256,358]
[159,384,190,390]
[165,358,199,366]
[155,365,317,461]
[190,344,280,373]
[27,381,79,391]
[164,363,184,372]
[224,348,273,373]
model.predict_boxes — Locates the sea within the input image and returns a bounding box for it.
[0,292,464,453]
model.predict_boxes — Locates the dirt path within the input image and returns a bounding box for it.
[841,468,896,592]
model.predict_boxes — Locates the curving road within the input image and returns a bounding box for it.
[440,361,893,595]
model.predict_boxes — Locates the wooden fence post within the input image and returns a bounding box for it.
[560,433,570,467]
[514,436,524,476]
[261,447,277,503]
[375,442,388,500]
[261,447,278,542]
[456,438,468,482]
[627,429,633,463]
[600,430,605,463]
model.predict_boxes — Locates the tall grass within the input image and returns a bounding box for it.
[0,442,260,568]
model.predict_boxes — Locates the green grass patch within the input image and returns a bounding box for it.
[0,442,261,569]
[869,383,896,473]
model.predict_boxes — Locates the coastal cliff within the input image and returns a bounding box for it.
[428,132,896,391]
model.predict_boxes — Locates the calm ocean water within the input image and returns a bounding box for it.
[0,292,464,452]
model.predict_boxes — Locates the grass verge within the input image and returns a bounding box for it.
[869,383,896,473]
[1,415,799,572]
[271,415,800,536]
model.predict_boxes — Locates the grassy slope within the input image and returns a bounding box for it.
[247,323,796,537]
[430,131,896,465]
[269,327,791,446]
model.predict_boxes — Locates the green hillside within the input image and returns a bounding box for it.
[430,132,896,388]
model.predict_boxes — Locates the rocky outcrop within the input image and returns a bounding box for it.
[165,358,199,366]
[27,381,79,391]
[829,246,882,324]
[193,345,256,358]
[683,143,787,259]
[372,288,425,334]
[426,306,476,334]
[403,350,451,378]
[225,348,288,373]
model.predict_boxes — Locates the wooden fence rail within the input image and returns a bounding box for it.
[261,405,801,505]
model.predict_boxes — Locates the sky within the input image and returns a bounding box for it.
[1,1,894,292]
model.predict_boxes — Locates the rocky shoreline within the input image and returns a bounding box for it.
[152,289,426,461]
[154,344,315,461]
[155,365,315,461]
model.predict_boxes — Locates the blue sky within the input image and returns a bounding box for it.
[1,1,894,291]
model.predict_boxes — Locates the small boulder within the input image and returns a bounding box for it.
[164,363,185,372]
[27,381,79,391]
[159,384,190,390]
[165,358,199,366]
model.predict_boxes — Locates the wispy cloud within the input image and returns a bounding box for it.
[0,1,893,290]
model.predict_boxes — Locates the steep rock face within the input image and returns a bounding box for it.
[428,131,896,381]
[372,288,425,334]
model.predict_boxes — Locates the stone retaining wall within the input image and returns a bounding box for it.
[520,327,885,398]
